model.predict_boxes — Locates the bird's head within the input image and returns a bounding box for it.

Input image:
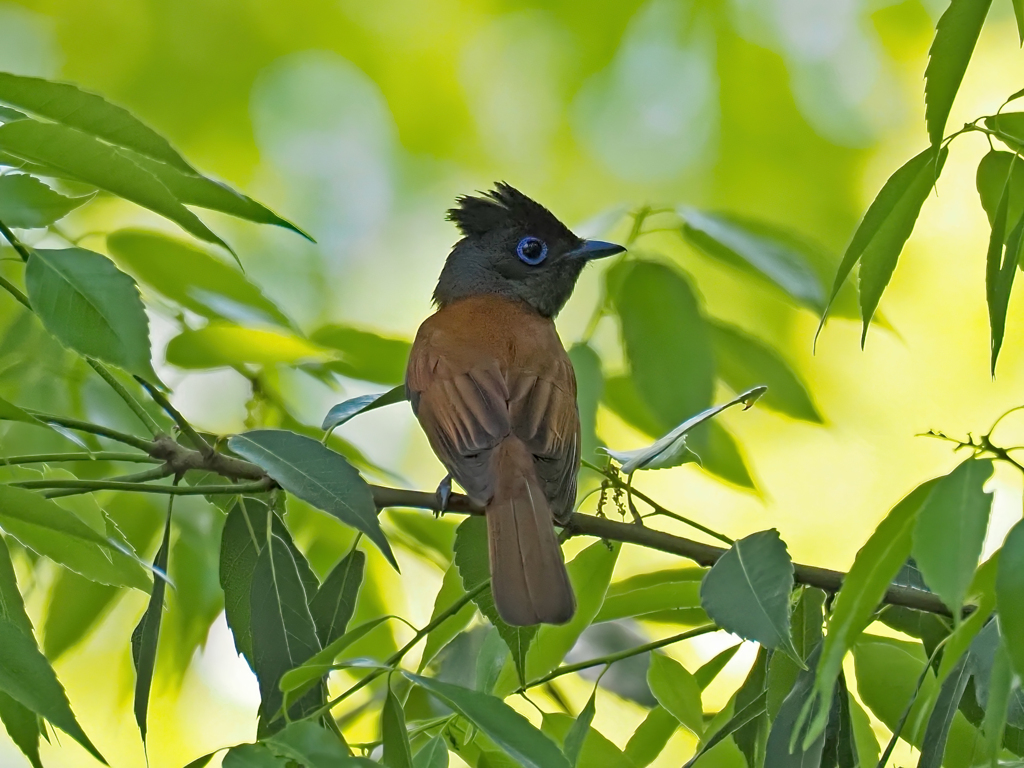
[433,183,625,317]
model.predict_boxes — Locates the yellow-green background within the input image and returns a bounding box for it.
[0,0,1021,765]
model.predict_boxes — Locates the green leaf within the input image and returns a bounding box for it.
[700,529,799,658]
[818,147,947,340]
[413,735,449,768]
[418,562,476,672]
[768,588,825,718]
[403,673,570,768]
[924,0,992,145]
[611,260,715,428]
[310,325,412,386]
[709,322,821,423]
[0,120,229,251]
[975,629,1014,762]
[264,721,351,768]
[0,485,150,590]
[0,174,92,228]
[387,510,458,569]
[0,395,41,427]
[0,536,31,637]
[912,459,993,613]
[568,343,604,462]
[819,674,859,768]
[228,430,395,569]
[542,712,633,768]
[624,706,678,768]
[382,684,413,768]
[250,534,323,734]
[219,498,271,665]
[130,509,170,746]
[452,517,537,684]
[596,567,706,624]
[683,691,767,768]
[603,374,665,439]
[805,479,936,742]
[918,657,971,768]
[648,653,704,736]
[25,247,156,381]
[106,230,292,327]
[733,647,770,768]
[977,151,1024,245]
[695,644,741,691]
[997,519,1024,677]
[563,690,596,767]
[0,691,42,768]
[986,112,1024,152]
[0,615,105,763]
[321,386,407,432]
[43,571,119,661]
[1014,0,1024,44]
[935,552,997,683]
[679,209,825,309]
[222,743,289,768]
[985,159,1020,372]
[309,549,365,647]
[166,323,332,369]
[764,645,825,768]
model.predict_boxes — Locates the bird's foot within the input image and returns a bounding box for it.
[434,474,453,518]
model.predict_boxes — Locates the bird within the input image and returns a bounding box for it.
[405,183,625,626]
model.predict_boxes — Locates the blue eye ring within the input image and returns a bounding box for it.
[516,236,548,265]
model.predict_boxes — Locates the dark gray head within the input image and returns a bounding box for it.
[433,183,625,317]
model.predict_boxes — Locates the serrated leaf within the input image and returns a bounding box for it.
[0,120,229,251]
[321,386,406,432]
[680,208,826,309]
[820,674,859,768]
[0,536,41,768]
[818,147,947,341]
[985,155,1021,371]
[977,151,1024,245]
[43,571,119,661]
[106,229,292,327]
[912,459,993,613]
[413,735,449,768]
[764,645,825,768]
[0,174,92,228]
[924,0,992,145]
[768,587,825,718]
[700,529,799,659]
[131,509,170,746]
[648,653,704,736]
[997,519,1024,677]
[264,721,351,768]
[624,706,677,768]
[167,323,332,369]
[310,325,412,386]
[309,549,365,647]
[403,673,570,768]
[967,620,1024,730]
[228,430,395,569]
[26,247,156,381]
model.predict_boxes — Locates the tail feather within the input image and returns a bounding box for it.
[486,440,575,626]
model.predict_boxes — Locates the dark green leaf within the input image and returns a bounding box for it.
[697,421,757,490]
[403,673,570,768]
[413,735,449,768]
[0,174,91,228]
[228,430,395,569]
[986,112,1024,153]
[264,721,351,768]
[563,690,596,767]
[733,646,770,768]
[311,325,412,386]
[0,691,42,768]
[418,562,475,672]
[0,615,105,763]
[624,706,677,768]
[647,653,704,736]
[166,324,331,369]
[819,674,858,768]
[852,636,939,747]
[912,459,993,612]
[603,374,665,439]
[768,587,825,718]
[250,534,322,735]
[130,508,171,745]
[684,691,767,768]
[986,158,1020,371]
[764,645,825,768]
[919,658,971,768]
[387,510,458,568]
[43,571,119,661]
[976,632,1014,763]
[568,343,604,462]
[0,106,26,122]
[321,386,407,432]
[700,529,799,658]
[1014,0,1024,44]
[474,628,509,694]
[977,151,1024,244]
[220,498,271,665]
[106,230,292,327]
[680,209,825,309]
[309,549,365,647]
[26,247,156,381]
[383,684,414,768]
[0,120,229,251]
[0,535,32,635]
[222,743,289,768]
[695,644,741,691]
[818,147,947,340]
[997,519,1024,676]
[709,321,821,422]
[542,712,633,768]
[968,620,1024,729]
[924,0,992,145]
[453,517,536,684]
[0,395,43,427]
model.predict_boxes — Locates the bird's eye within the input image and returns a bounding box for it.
[516,236,548,265]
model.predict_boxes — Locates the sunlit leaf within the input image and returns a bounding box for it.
[986,112,1024,153]
[311,325,412,385]
[768,588,825,718]
[680,209,825,309]
[935,552,997,683]
[321,386,406,432]
[595,568,705,624]
[107,230,292,327]
[413,735,449,768]
[542,711,633,768]
[26,247,156,381]
[764,645,825,768]
[229,430,395,569]
[563,690,596,767]
[418,562,476,673]
[733,646,770,768]
[403,673,570,768]
[695,644,741,691]
[0,120,229,251]
[647,653,704,736]
[166,323,331,369]
[924,0,992,145]
[977,151,1024,244]
[279,616,391,702]
[700,529,799,659]
[0,174,92,228]
[919,657,971,768]
[997,520,1024,677]
[264,721,351,768]
[912,459,993,613]
[308,548,365,647]
[383,684,414,768]
[0,535,41,768]
[624,706,677,768]
[130,510,170,746]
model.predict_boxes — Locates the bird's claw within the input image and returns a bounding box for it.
[434,474,453,518]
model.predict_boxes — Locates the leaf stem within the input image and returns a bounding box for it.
[18,410,155,452]
[87,359,162,437]
[0,218,30,262]
[0,451,161,466]
[43,466,172,498]
[135,377,213,456]
[0,272,29,309]
[6,478,271,496]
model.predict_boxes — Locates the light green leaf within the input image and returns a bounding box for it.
[264,721,351,768]
[26,247,156,381]
[542,712,633,768]
[568,343,604,462]
[764,645,825,768]
[0,395,43,427]
[0,174,92,228]
[935,552,997,683]
[918,658,971,768]
[924,0,992,145]
[413,735,449,768]
[418,562,475,673]
[733,646,770,768]
[986,112,1024,152]
[228,430,395,568]
[624,706,678,768]
[222,744,289,768]
[912,459,993,613]
[308,549,365,647]
[680,208,825,309]
[563,690,595,767]
[131,510,170,745]
[595,568,705,624]
[321,386,407,432]
[683,692,767,768]
[985,161,1019,371]
[700,529,799,659]
[0,120,229,251]
[311,325,412,386]
[695,644,741,691]
[382,684,413,768]
[977,151,1024,245]
[403,673,571,768]
[997,519,1024,676]
[648,653,704,736]
[106,230,292,327]
[166,323,331,369]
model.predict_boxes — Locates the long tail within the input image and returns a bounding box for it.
[486,439,575,626]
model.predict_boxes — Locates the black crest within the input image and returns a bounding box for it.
[447,182,576,242]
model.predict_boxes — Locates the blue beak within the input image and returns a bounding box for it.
[569,239,627,260]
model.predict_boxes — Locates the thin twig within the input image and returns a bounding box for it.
[43,466,173,498]
[19,411,155,452]
[5,478,271,496]
[0,273,29,309]
[135,377,213,456]
[0,452,160,466]
[86,359,162,437]
[0,219,30,262]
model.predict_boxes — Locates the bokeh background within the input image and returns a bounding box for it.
[1,0,1023,765]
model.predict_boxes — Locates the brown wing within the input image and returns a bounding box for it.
[406,296,580,521]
